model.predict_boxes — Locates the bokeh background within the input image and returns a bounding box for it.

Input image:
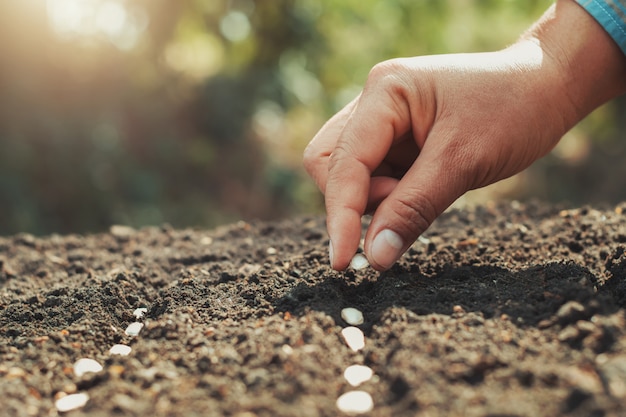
[1,0,625,236]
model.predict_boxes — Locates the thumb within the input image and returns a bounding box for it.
[364,140,470,270]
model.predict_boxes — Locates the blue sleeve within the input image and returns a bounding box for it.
[576,0,626,55]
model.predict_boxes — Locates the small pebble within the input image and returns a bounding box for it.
[350,254,369,270]
[341,308,364,326]
[125,322,144,336]
[556,301,586,325]
[599,356,626,397]
[7,367,26,378]
[336,390,374,414]
[55,393,89,413]
[341,327,365,352]
[73,358,103,377]
[109,365,126,377]
[133,308,148,319]
[110,225,135,238]
[343,365,373,387]
[109,344,132,356]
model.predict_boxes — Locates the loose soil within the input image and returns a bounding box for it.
[2,201,626,417]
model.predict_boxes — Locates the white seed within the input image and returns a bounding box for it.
[55,393,90,413]
[350,254,369,270]
[125,322,144,336]
[341,327,365,352]
[281,344,294,355]
[109,344,132,356]
[343,365,373,387]
[341,308,364,326]
[336,390,374,414]
[132,308,148,319]
[73,358,103,377]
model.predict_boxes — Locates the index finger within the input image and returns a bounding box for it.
[302,97,359,194]
[325,80,412,270]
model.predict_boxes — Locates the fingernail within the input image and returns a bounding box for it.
[328,240,334,267]
[371,229,403,269]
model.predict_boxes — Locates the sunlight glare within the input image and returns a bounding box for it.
[45,0,147,50]
[219,11,251,42]
[95,2,126,38]
[46,0,96,35]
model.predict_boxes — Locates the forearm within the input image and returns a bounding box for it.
[520,0,626,123]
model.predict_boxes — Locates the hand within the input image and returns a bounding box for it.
[303,0,626,271]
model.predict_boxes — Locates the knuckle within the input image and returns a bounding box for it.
[389,193,437,238]
[365,59,413,120]
[368,59,402,82]
[447,140,494,190]
[302,143,317,174]
[366,59,408,92]
[328,141,358,170]
[302,141,332,193]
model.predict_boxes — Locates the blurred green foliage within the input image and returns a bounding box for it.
[0,0,623,236]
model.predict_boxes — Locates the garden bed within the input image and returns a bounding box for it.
[2,201,626,416]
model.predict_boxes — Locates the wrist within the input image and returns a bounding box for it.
[521,0,626,122]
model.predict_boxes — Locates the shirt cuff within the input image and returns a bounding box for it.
[576,0,626,55]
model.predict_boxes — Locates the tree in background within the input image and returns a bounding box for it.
[0,0,621,235]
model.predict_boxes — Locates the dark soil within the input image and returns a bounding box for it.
[2,201,626,417]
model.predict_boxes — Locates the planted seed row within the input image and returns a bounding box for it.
[58,254,372,413]
[337,306,374,414]
[337,254,376,415]
[54,307,146,413]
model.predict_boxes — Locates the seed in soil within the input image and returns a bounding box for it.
[336,390,374,414]
[350,254,369,270]
[341,327,365,352]
[133,308,148,319]
[341,308,364,326]
[125,322,144,336]
[73,358,103,377]
[55,392,89,412]
[109,344,132,356]
[343,365,373,387]
[7,367,26,378]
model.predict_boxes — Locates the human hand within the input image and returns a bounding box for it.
[303,0,626,271]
